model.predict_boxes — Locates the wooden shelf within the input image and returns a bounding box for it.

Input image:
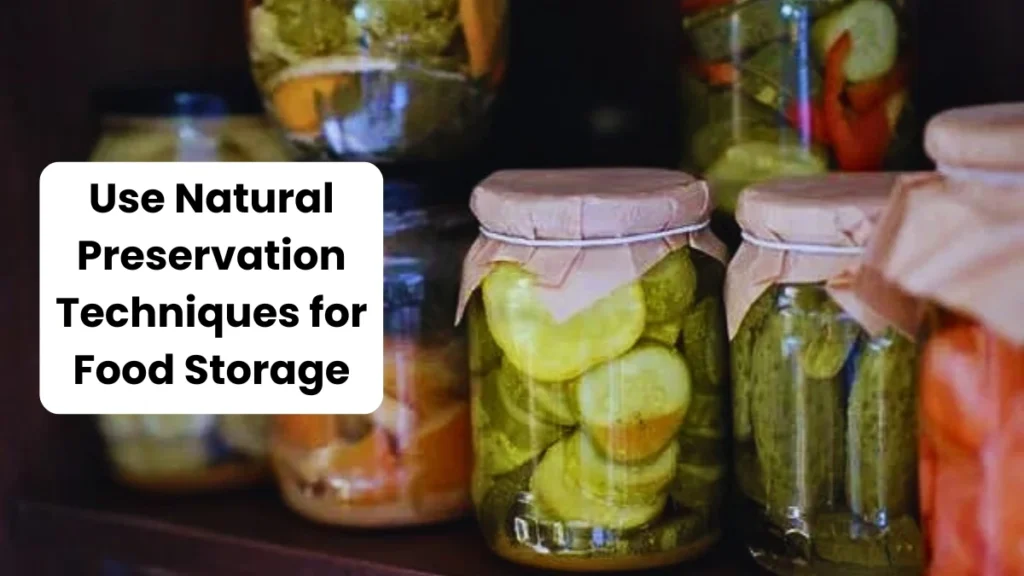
[14,483,763,575]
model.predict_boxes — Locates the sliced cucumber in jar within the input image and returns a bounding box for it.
[570,431,679,506]
[531,436,667,530]
[705,140,828,214]
[812,0,900,83]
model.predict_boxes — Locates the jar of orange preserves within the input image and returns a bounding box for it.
[270,184,476,526]
[858,104,1024,576]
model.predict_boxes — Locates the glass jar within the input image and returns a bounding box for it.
[458,169,729,571]
[244,0,508,161]
[680,0,916,217]
[727,173,923,574]
[89,89,291,161]
[854,104,1024,576]
[97,415,269,492]
[270,184,476,527]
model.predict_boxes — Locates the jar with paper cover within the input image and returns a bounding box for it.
[727,173,923,574]
[271,183,476,527]
[457,169,730,570]
[855,104,1024,576]
[244,0,507,161]
[680,0,917,218]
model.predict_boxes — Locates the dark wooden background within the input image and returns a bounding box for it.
[2,0,1023,572]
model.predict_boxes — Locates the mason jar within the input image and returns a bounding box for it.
[244,0,508,161]
[856,104,1024,576]
[458,169,730,570]
[680,0,916,218]
[727,173,922,574]
[270,183,476,527]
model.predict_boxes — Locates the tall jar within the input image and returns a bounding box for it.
[727,173,923,574]
[89,89,291,162]
[856,104,1024,576]
[457,169,730,571]
[271,184,476,527]
[680,0,916,219]
[244,0,508,161]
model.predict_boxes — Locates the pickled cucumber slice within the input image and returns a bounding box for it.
[680,297,727,391]
[640,248,697,324]
[497,358,578,427]
[481,263,645,382]
[705,141,828,214]
[571,432,679,505]
[671,462,725,511]
[679,393,726,439]
[731,288,776,440]
[750,314,845,519]
[577,344,692,463]
[688,111,781,173]
[847,331,917,523]
[642,319,684,346]
[473,369,564,476]
[468,296,502,374]
[531,437,667,530]
[812,0,900,83]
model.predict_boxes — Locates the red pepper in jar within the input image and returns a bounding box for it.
[785,99,829,146]
[823,32,892,171]
[847,57,910,113]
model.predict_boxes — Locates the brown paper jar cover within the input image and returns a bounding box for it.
[456,168,727,324]
[857,104,1024,345]
[725,172,904,339]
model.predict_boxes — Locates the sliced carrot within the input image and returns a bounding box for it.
[459,0,506,81]
[404,402,473,495]
[273,415,335,450]
[785,99,829,146]
[847,58,910,114]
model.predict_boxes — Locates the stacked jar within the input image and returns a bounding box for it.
[680,0,917,220]
[90,89,283,492]
[270,183,476,527]
[458,169,730,571]
[856,104,1024,576]
[244,0,508,161]
[727,173,923,573]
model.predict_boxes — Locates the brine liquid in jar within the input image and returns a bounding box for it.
[461,169,730,571]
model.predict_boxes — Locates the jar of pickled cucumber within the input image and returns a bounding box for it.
[89,88,291,162]
[727,173,923,574]
[244,0,507,161]
[456,169,730,571]
[97,415,269,492]
[271,184,476,527]
[680,0,917,219]
[855,104,1024,576]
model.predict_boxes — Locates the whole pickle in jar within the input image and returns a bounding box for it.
[576,344,693,464]
[531,435,667,531]
[794,298,859,379]
[847,330,917,524]
[472,368,565,476]
[497,357,578,427]
[640,247,698,324]
[731,287,776,441]
[481,263,646,382]
[750,313,845,520]
[680,297,728,391]
[569,431,679,506]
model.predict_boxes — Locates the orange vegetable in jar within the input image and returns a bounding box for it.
[855,103,1024,576]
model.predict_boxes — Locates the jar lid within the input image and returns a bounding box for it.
[470,168,711,241]
[736,173,897,249]
[925,102,1024,171]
